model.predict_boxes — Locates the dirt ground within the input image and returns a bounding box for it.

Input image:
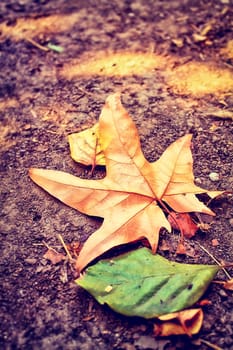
[0,0,233,349]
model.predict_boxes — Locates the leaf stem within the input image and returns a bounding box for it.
[197,243,232,279]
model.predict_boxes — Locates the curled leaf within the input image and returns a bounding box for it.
[154,308,203,336]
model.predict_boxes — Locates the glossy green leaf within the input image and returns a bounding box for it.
[76,248,219,318]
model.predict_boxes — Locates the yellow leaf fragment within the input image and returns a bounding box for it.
[154,308,203,337]
[68,123,105,167]
[192,33,207,42]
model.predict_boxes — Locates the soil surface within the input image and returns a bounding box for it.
[0,0,233,349]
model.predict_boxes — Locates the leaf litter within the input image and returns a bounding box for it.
[29,93,223,271]
[29,93,231,336]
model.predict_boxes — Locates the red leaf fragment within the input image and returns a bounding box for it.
[211,239,219,247]
[168,212,199,238]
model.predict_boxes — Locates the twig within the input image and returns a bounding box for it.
[25,37,49,51]
[42,240,53,250]
[57,233,74,262]
[199,338,223,350]
[197,243,232,279]
[30,109,38,119]
[77,86,95,96]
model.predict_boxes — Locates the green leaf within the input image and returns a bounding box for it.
[76,248,220,318]
[47,43,64,53]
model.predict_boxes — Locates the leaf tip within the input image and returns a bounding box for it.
[105,92,122,109]
[29,167,35,178]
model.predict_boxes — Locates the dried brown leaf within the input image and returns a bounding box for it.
[154,308,203,337]
[29,93,223,271]
[43,248,66,265]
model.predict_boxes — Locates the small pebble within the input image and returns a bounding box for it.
[219,289,228,298]
[209,172,220,181]
[195,177,202,184]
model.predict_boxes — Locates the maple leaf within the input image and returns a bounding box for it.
[29,93,222,271]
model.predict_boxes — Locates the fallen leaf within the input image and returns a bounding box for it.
[43,248,66,264]
[205,109,233,120]
[66,241,81,258]
[68,123,105,168]
[29,93,223,271]
[172,38,184,48]
[223,278,233,291]
[176,242,187,255]
[192,33,207,42]
[154,308,203,336]
[197,299,212,306]
[76,248,219,318]
[211,239,219,247]
[160,239,170,251]
[168,212,198,238]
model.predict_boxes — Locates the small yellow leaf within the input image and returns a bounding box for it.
[154,308,203,337]
[68,123,105,167]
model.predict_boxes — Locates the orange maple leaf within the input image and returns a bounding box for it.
[29,93,222,271]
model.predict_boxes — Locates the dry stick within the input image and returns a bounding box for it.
[199,338,223,350]
[57,233,74,262]
[25,37,49,51]
[42,240,54,250]
[197,242,232,279]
